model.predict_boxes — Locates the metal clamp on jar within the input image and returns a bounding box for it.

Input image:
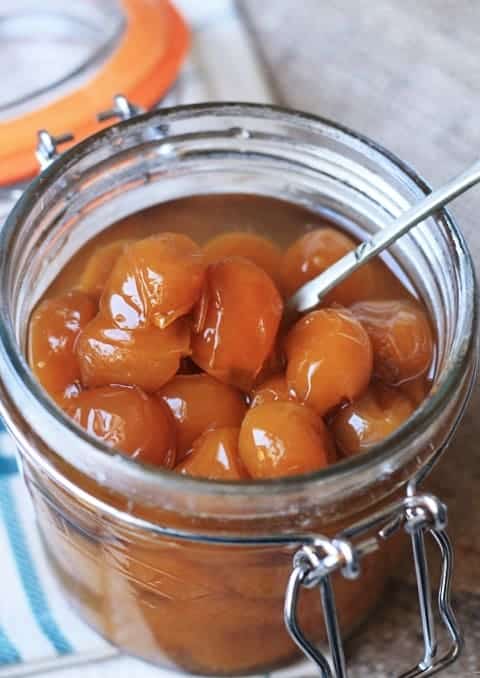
[0,96,476,677]
[285,492,460,677]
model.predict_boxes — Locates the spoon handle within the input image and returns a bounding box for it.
[286,159,480,315]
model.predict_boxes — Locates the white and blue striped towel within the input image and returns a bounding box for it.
[0,3,315,677]
[0,424,114,669]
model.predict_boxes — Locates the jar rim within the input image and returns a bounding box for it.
[0,101,477,499]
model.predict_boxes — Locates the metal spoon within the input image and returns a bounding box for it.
[285,159,480,322]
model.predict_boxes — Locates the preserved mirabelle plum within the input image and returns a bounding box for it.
[63,385,176,466]
[239,402,333,478]
[250,375,295,408]
[252,342,286,386]
[176,427,248,480]
[281,228,378,305]
[100,233,205,330]
[158,374,247,460]
[285,308,373,415]
[191,258,283,390]
[29,291,97,398]
[76,314,190,392]
[400,375,431,406]
[177,357,201,375]
[203,232,282,287]
[331,382,414,457]
[78,240,133,299]
[350,300,433,385]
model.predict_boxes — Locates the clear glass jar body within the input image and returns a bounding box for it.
[0,104,476,675]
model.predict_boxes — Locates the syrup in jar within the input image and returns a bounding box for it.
[28,194,435,673]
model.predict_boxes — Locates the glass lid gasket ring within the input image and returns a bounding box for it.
[0,102,477,498]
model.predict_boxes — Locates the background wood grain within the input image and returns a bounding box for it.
[239,2,480,675]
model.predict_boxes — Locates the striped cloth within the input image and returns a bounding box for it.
[0,425,109,667]
[0,2,315,677]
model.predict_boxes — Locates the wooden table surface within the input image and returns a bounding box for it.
[240,2,480,675]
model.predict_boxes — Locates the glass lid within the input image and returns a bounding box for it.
[0,0,189,187]
[0,0,123,121]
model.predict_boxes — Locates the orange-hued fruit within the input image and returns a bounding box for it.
[78,240,133,299]
[250,375,295,408]
[51,381,85,412]
[176,427,248,480]
[76,314,190,392]
[281,227,378,305]
[285,308,373,415]
[100,233,205,330]
[350,300,434,386]
[177,357,202,375]
[28,291,97,398]
[331,382,414,457]
[239,402,333,479]
[400,375,431,406]
[203,232,282,287]
[252,343,286,386]
[191,258,283,391]
[158,374,247,460]
[64,385,176,466]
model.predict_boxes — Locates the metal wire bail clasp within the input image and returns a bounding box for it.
[36,130,74,170]
[284,493,462,678]
[35,95,142,171]
[97,94,143,122]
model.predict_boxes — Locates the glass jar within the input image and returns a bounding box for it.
[0,104,476,676]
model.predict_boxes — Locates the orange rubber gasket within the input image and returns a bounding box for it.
[0,0,190,186]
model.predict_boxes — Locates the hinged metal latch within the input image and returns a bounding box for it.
[35,131,75,170]
[284,493,462,677]
[35,95,142,170]
[97,94,143,123]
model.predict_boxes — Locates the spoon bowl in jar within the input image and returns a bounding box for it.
[284,159,480,325]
